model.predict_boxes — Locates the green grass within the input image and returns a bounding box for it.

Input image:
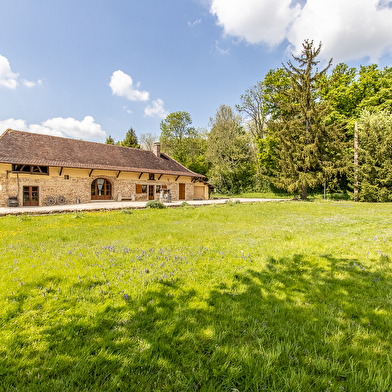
[212,191,351,201]
[1,202,391,391]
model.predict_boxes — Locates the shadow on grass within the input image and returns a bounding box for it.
[1,254,391,392]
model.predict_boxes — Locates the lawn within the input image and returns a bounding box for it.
[1,201,391,391]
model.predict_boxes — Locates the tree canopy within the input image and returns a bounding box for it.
[267,40,347,199]
[119,127,140,148]
[206,105,255,193]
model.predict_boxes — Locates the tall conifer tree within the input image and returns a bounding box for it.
[120,127,140,148]
[269,40,347,199]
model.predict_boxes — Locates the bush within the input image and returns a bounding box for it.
[121,208,133,214]
[180,202,189,207]
[146,200,167,209]
[227,199,241,206]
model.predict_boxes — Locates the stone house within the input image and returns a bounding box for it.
[0,129,209,207]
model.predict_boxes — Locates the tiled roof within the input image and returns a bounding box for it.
[0,129,204,177]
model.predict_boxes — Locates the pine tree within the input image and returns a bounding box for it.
[105,135,115,145]
[119,127,140,148]
[269,40,347,199]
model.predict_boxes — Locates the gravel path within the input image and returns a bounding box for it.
[0,198,290,217]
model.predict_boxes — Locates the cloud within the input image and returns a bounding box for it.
[144,99,168,118]
[123,106,133,114]
[210,0,300,46]
[109,70,149,101]
[188,18,202,27]
[210,0,392,62]
[288,0,392,62]
[215,40,230,55]
[0,55,19,89]
[0,116,106,140]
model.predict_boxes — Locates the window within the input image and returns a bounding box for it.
[136,184,147,194]
[64,175,70,180]
[149,173,155,181]
[155,185,167,193]
[12,164,49,175]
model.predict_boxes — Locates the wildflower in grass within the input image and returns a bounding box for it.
[124,293,129,301]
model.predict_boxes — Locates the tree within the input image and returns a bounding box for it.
[206,105,255,193]
[357,110,392,202]
[140,132,158,151]
[105,135,115,145]
[268,40,347,199]
[159,111,196,164]
[119,127,140,148]
[184,128,208,176]
[359,66,392,113]
[236,81,268,139]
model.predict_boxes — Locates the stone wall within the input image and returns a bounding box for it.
[0,167,205,207]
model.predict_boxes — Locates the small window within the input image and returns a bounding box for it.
[64,175,70,180]
[149,173,155,181]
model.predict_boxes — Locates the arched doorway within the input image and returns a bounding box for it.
[91,178,112,200]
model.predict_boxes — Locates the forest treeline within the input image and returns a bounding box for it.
[108,40,392,201]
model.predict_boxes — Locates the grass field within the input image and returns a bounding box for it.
[1,201,391,391]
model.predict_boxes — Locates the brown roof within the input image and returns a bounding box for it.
[0,129,204,178]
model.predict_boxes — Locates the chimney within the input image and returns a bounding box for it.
[153,141,161,158]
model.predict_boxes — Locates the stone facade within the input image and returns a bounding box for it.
[0,163,206,207]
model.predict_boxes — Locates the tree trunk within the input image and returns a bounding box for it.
[301,185,307,200]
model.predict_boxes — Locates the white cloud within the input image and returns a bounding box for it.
[144,99,168,119]
[0,55,19,89]
[0,119,29,132]
[210,0,392,62]
[210,0,300,46]
[22,79,36,88]
[0,116,106,140]
[123,106,133,114]
[289,0,392,62]
[188,18,202,27]
[109,70,149,101]
[215,40,230,55]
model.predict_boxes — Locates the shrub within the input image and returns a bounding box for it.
[227,199,241,206]
[121,208,133,214]
[180,202,189,207]
[146,200,167,209]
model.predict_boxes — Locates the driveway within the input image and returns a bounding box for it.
[0,198,289,217]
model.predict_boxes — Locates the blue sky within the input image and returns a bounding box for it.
[1,0,392,143]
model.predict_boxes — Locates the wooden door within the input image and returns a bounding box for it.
[148,185,154,200]
[23,186,39,206]
[91,179,112,200]
[179,183,185,200]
